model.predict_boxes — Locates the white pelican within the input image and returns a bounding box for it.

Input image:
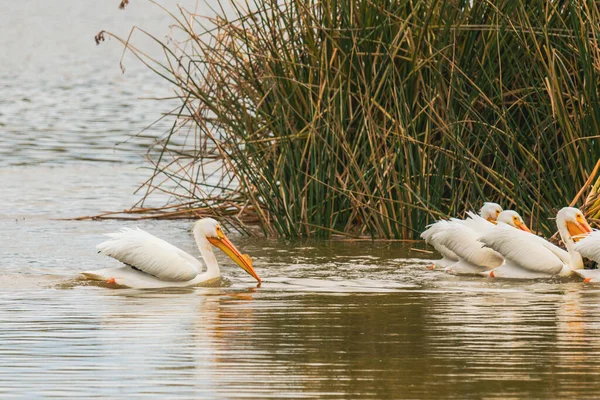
[432,210,531,275]
[83,218,261,289]
[481,207,592,279]
[421,202,503,269]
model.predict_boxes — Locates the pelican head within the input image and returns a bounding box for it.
[557,207,593,244]
[194,218,261,283]
[479,202,503,223]
[498,210,531,232]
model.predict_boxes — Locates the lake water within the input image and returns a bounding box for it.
[2,1,600,399]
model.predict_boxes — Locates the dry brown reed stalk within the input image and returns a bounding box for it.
[97,0,600,239]
[578,161,600,226]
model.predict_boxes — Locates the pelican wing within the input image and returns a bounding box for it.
[96,228,199,282]
[574,230,600,263]
[433,221,503,268]
[421,221,459,261]
[494,224,569,264]
[479,225,564,275]
[538,239,570,265]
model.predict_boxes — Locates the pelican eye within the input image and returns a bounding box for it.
[215,225,226,239]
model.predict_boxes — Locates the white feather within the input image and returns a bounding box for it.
[420,221,459,266]
[434,221,503,269]
[96,228,200,282]
[479,224,564,276]
[574,230,600,263]
[538,239,570,265]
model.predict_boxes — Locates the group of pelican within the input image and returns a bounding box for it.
[421,203,600,282]
[80,204,600,289]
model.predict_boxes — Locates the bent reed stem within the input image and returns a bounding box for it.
[100,0,600,239]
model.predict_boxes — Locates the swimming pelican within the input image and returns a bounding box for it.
[83,218,261,289]
[421,202,503,269]
[432,210,531,275]
[481,207,592,279]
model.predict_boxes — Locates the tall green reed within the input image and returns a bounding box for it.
[105,0,600,238]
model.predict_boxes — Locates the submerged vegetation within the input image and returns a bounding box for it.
[104,0,600,239]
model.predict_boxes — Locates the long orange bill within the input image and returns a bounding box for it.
[566,220,593,242]
[208,235,261,283]
[517,222,532,233]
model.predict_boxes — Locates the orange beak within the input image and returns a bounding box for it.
[517,221,532,233]
[566,219,593,242]
[486,217,498,225]
[208,233,261,283]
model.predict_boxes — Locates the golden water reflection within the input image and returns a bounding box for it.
[2,237,600,398]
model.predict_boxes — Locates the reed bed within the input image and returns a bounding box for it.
[101,0,600,238]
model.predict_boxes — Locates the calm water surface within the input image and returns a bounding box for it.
[2,1,600,399]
